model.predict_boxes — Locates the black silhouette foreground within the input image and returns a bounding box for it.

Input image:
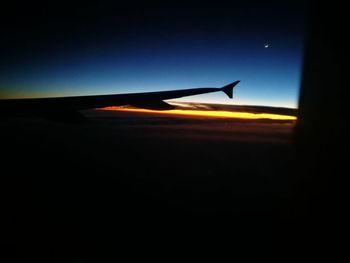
[1,108,296,261]
[0,81,239,121]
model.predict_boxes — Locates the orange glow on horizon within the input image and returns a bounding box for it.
[100,107,297,121]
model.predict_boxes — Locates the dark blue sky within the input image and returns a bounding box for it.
[0,0,308,108]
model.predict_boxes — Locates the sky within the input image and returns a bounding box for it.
[0,0,308,108]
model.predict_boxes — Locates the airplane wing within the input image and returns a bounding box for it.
[0,81,239,121]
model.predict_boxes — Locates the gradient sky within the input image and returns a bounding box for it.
[0,0,308,108]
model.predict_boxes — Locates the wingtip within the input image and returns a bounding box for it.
[221,80,240,99]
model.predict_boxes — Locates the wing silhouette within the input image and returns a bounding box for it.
[0,81,239,121]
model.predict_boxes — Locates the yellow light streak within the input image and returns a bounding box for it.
[101,107,297,120]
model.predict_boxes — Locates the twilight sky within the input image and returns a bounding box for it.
[0,0,308,108]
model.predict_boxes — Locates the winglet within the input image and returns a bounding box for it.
[220,81,240,99]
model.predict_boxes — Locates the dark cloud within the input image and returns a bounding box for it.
[86,106,296,144]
